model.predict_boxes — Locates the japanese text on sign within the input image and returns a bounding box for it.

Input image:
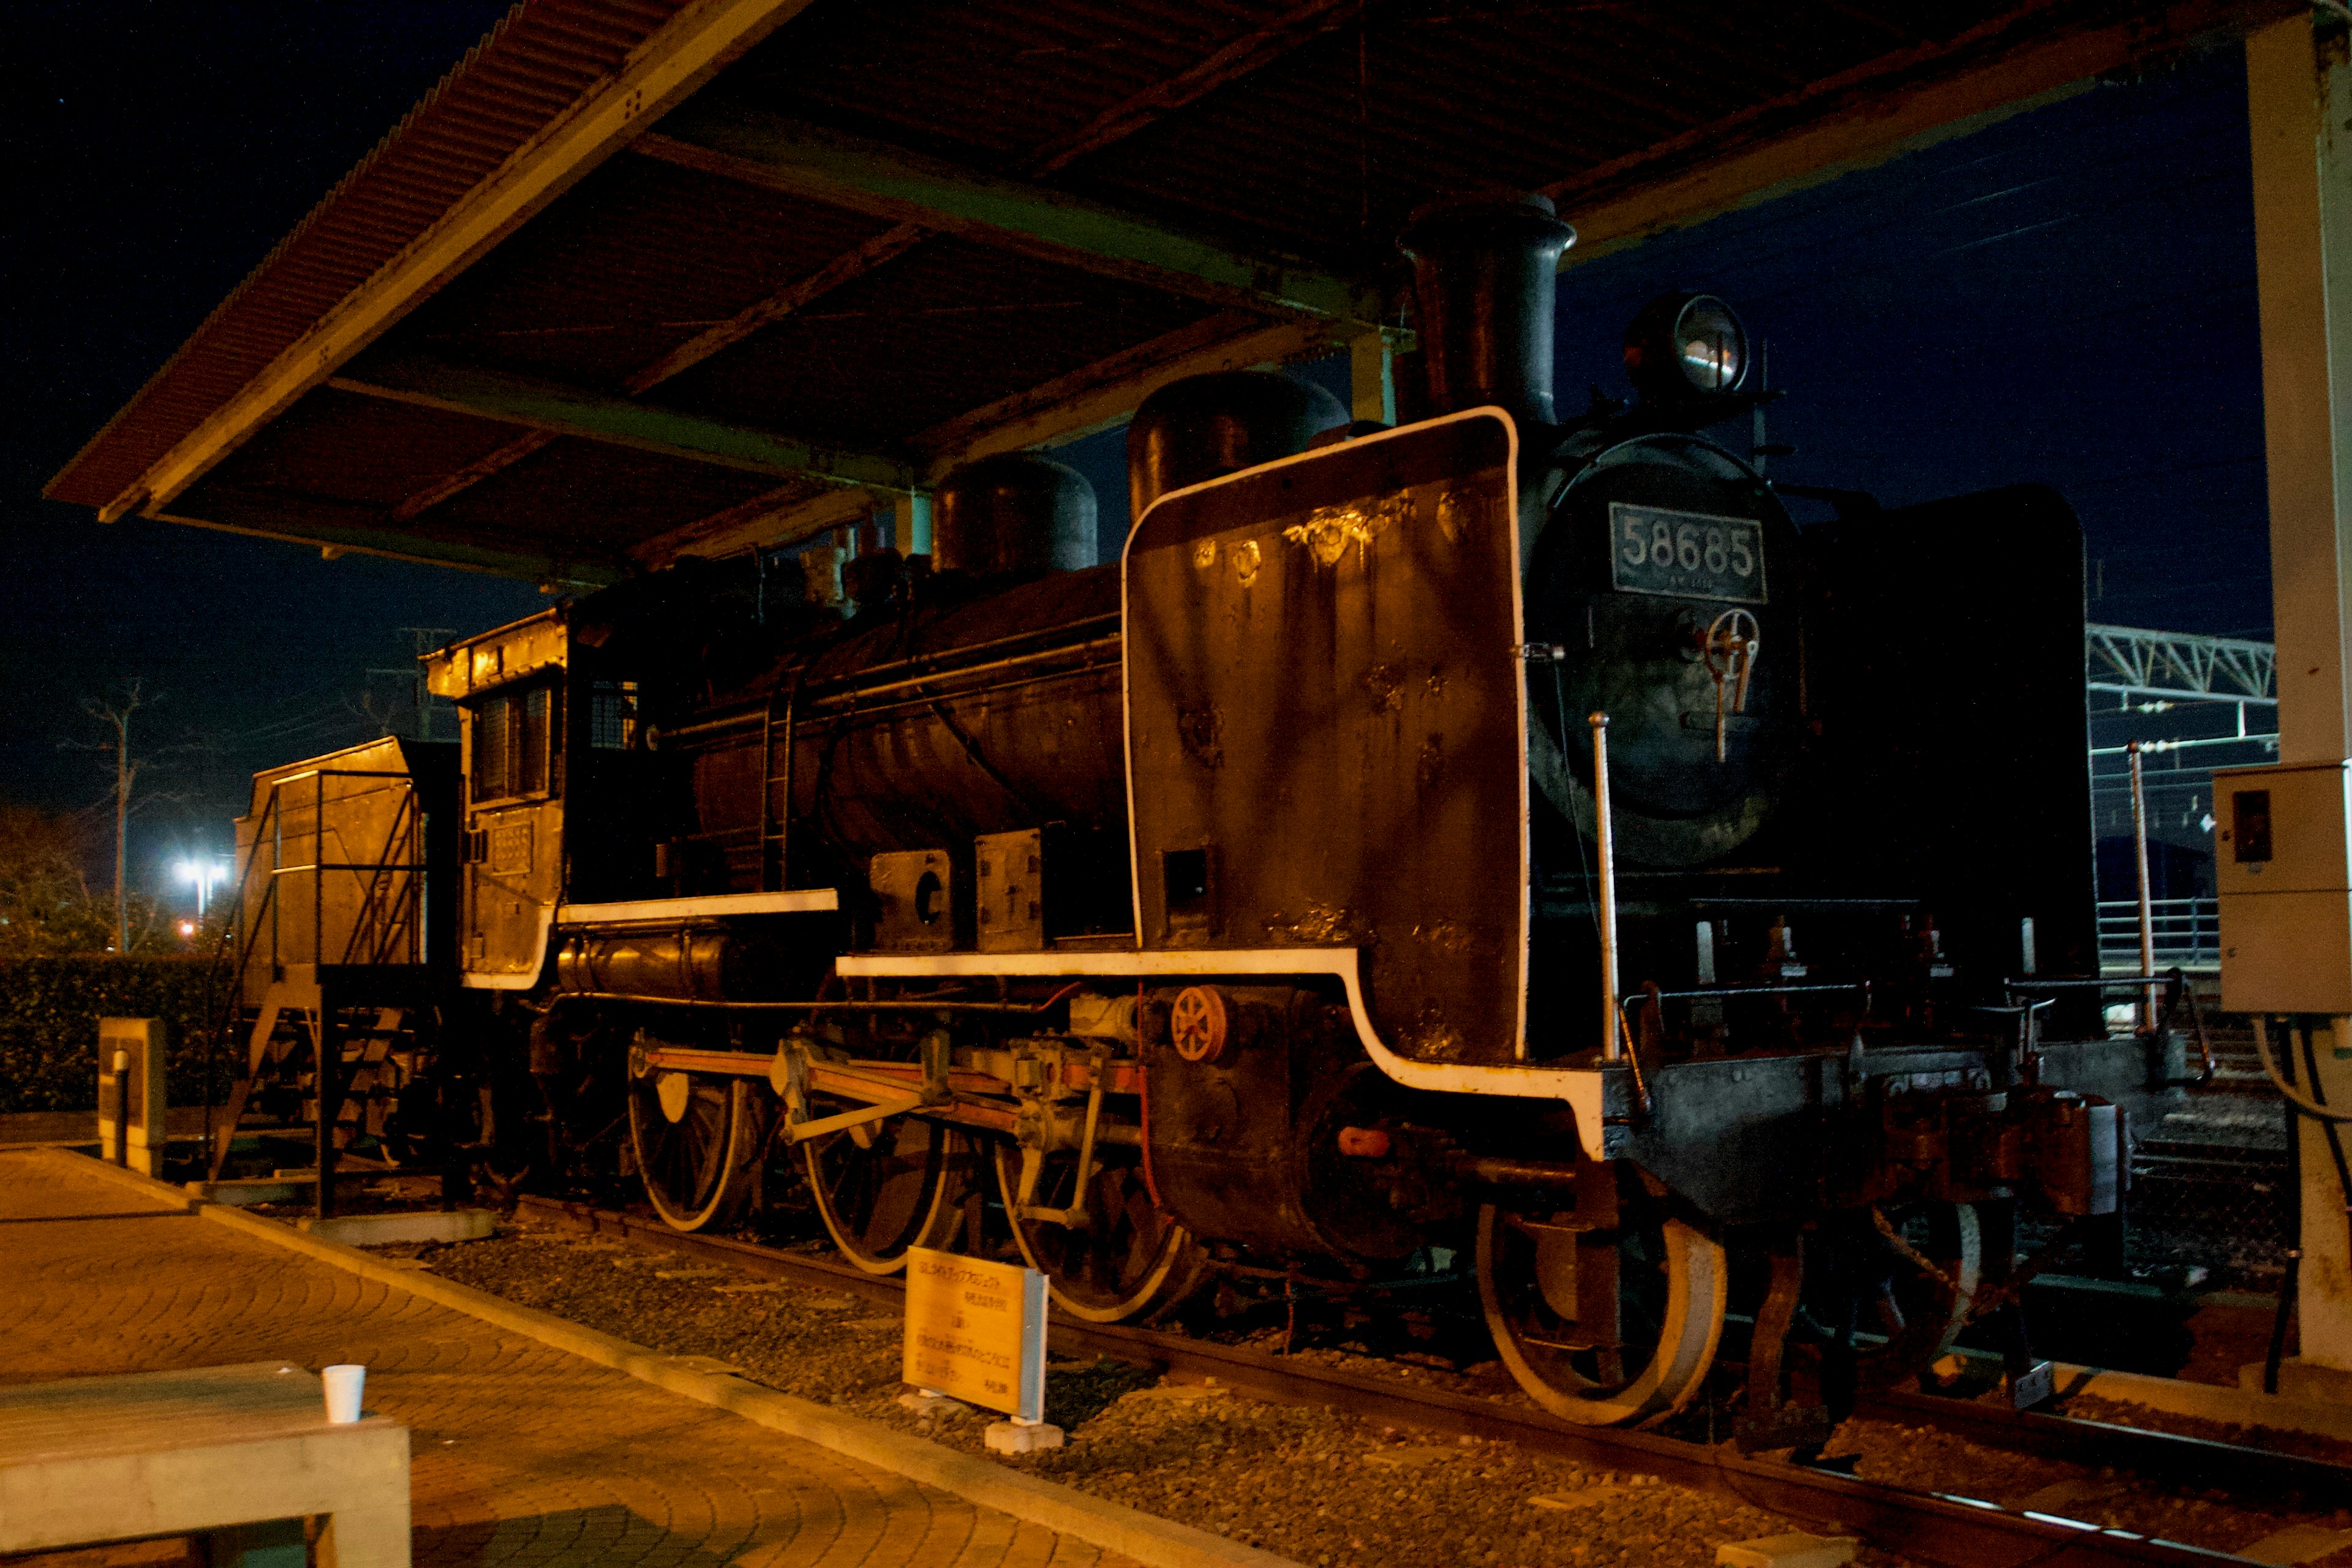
[902,1248,1047,1422]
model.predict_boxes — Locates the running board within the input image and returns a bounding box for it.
[835,947,1620,1161]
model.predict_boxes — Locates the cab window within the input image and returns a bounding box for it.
[470,685,561,803]
[589,681,639,750]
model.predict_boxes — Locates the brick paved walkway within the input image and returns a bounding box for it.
[0,1151,1137,1568]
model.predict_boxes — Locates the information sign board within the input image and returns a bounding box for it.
[903,1247,1047,1422]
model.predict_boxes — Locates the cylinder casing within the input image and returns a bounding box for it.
[554,924,791,1000]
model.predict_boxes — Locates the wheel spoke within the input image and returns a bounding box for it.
[1833,1200,1981,1390]
[804,1112,959,1275]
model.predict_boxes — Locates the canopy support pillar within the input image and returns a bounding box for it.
[2248,11,2352,1380]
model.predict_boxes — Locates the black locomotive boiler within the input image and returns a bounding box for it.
[227,194,2188,1433]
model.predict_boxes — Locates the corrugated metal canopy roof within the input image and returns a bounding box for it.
[45,0,2293,586]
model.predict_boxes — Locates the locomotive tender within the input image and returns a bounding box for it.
[229,195,2191,1431]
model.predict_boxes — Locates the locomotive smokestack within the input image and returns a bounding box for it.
[1397,194,1575,430]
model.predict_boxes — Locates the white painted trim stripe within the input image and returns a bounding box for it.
[461,904,553,992]
[557,889,840,923]
[836,946,1608,1159]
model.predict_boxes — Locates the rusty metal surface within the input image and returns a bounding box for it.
[1125,412,1526,1064]
[664,565,1133,901]
[48,0,2290,575]
[513,1194,2297,1567]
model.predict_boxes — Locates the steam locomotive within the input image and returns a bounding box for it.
[225,194,2192,1435]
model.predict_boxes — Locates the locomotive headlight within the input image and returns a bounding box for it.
[1673,297,1745,392]
[1624,292,1750,405]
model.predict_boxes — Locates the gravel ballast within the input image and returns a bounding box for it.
[400,1217,1866,1567]
[394,1215,2352,1568]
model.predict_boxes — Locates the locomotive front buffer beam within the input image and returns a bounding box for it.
[1606,1039,2134,1228]
[1363,1039,2132,1233]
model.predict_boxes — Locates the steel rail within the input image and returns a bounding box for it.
[1863,1389,2344,1506]
[511,1196,2309,1567]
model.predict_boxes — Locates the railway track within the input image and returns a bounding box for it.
[514,1195,2343,1568]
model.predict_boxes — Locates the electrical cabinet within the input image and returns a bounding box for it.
[2215,760,2352,1014]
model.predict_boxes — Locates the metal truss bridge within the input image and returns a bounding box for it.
[2086,623,2275,707]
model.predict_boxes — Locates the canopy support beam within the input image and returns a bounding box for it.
[1553,0,2304,262]
[328,355,917,492]
[99,0,824,524]
[635,108,1389,330]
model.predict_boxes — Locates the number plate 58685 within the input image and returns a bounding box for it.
[1607,502,1766,605]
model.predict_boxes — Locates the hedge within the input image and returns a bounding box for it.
[0,956,235,1114]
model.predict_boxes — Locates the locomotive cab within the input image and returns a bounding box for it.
[425,608,658,988]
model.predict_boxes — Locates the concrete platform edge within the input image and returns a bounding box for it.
[39,1150,1297,1568]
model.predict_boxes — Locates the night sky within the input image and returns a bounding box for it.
[8,2,535,873]
[9,6,2273,907]
[1061,49,2272,636]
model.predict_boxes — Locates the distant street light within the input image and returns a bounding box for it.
[174,858,230,919]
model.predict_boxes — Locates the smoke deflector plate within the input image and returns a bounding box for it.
[1122,409,1528,1065]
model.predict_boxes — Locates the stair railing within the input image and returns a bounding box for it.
[203,767,431,1177]
[201,783,286,1175]
[341,784,423,968]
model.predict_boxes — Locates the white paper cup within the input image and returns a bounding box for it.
[322,1363,366,1423]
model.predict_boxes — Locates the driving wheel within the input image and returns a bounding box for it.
[994,1140,1209,1322]
[1476,1169,1727,1427]
[627,1068,762,1232]
[804,1111,966,1274]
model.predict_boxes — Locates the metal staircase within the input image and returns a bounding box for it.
[206,764,434,1212]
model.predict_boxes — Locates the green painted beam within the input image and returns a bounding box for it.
[642,107,1390,330]
[326,355,919,492]
[154,492,622,588]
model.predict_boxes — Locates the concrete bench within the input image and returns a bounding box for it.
[0,1362,408,1567]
